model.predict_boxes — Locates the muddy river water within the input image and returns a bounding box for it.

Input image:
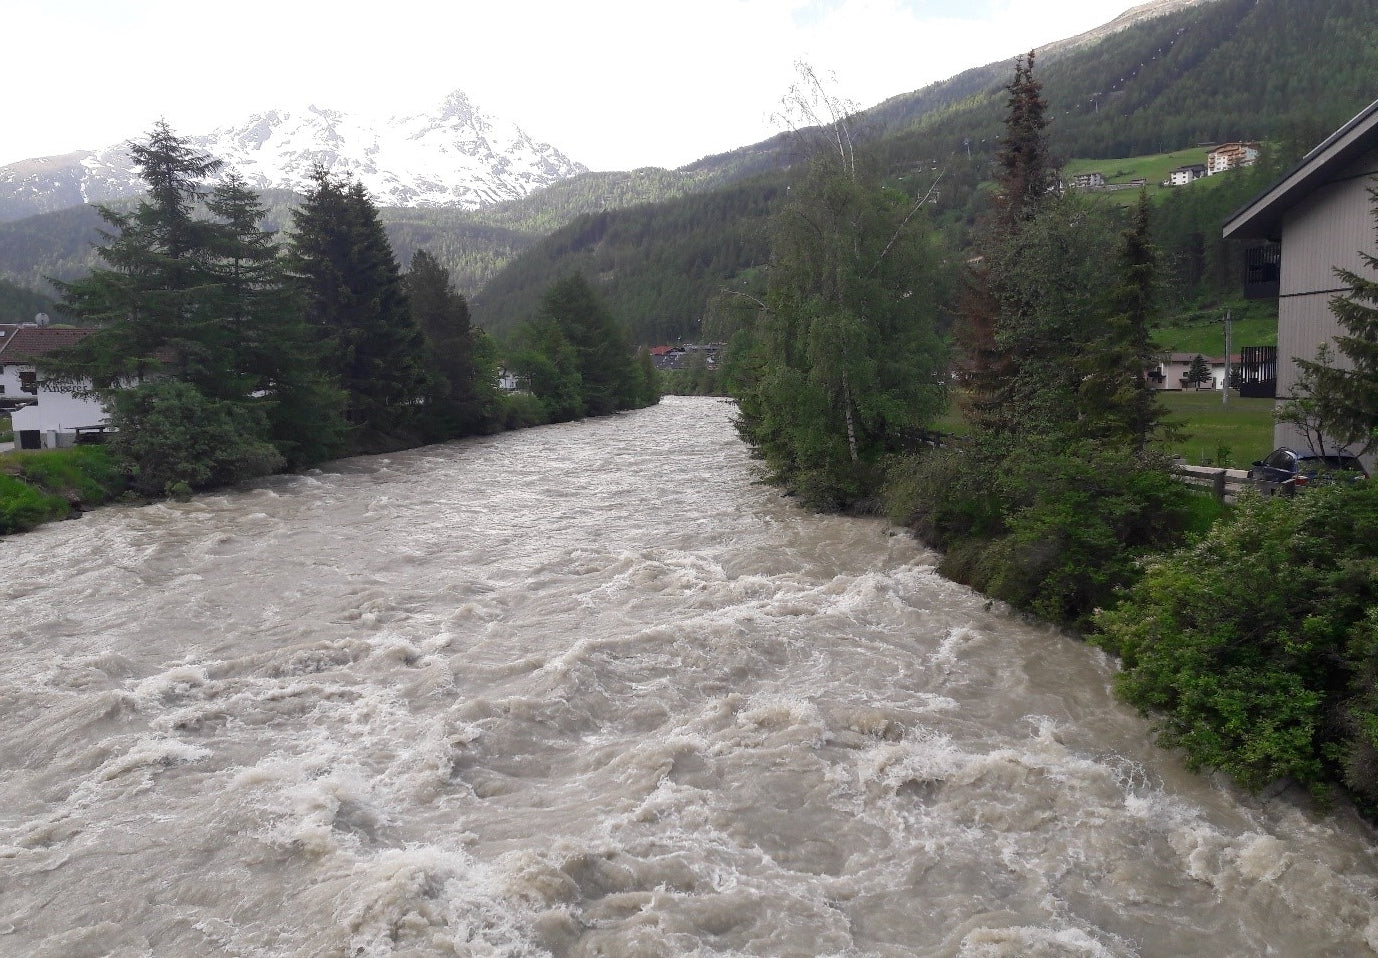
[2,396,1375,957]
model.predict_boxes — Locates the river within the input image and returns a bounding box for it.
[1,396,1375,957]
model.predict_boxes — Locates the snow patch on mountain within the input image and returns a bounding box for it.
[0,89,587,221]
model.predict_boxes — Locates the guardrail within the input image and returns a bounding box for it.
[1173,463,1252,502]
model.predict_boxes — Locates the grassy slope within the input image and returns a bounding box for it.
[1062,149,1251,206]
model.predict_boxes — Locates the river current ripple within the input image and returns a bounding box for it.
[1,396,1375,957]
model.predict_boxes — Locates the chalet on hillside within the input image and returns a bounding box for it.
[1069,171,1105,190]
[1207,142,1260,175]
[0,326,107,450]
[1165,163,1206,186]
[1223,96,1378,469]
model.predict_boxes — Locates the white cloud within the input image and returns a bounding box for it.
[2,0,1151,170]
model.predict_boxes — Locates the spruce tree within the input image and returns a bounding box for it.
[46,123,299,490]
[405,249,485,435]
[1185,354,1212,389]
[1077,190,1170,450]
[536,273,636,417]
[994,51,1056,228]
[50,121,225,389]
[205,171,347,465]
[286,168,432,443]
[955,51,1058,433]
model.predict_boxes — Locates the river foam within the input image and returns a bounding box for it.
[2,397,1375,956]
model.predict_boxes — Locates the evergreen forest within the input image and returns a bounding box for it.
[31,123,657,499]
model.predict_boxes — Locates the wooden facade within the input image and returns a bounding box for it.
[1223,98,1378,469]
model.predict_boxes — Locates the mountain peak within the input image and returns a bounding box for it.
[0,90,588,221]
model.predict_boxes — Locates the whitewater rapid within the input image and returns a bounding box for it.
[2,396,1375,957]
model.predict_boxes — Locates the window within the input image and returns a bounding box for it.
[19,371,37,394]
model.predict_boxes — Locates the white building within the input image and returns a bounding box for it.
[1207,142,1260,175]
[1166,163,1206,186]
[0,326,109,450]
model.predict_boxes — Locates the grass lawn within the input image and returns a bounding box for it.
[1157,390,1276,468]
[932,390,1276,470]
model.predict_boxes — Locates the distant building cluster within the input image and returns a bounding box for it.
[1067,141,1260,193]
[648,343,724,371]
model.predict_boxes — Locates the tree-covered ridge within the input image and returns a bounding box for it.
[474,0,1377,347]
[0,276,53,324]
[874,0,1374,165]
[2,0,1371,339]
[0,172,715,307]
[473,175,785,345]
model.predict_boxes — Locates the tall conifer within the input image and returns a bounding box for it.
[286,168,431,442]
[50,121,224,388]
[955,51,1056,432]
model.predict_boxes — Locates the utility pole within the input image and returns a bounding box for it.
[1222,308,1232,407]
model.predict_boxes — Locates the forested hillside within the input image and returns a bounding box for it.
[474,176,784,343]
[474,0,1374,344]
[0,171,718,305]
[0,276,53,323]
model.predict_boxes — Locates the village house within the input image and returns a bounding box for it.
[1148,353,1239,391]
[0,326,107,450]
[1164,163,1207,186]
[1222,96,1378,470]
[1207,141,1261,175]
[1069,171,1105,190]
[496,367,526,392]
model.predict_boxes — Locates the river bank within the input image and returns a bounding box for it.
[0,445,129,534]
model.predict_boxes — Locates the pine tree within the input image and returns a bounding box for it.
[1186,354,1212,389]
[45,123,301,490]
[50,121,225,389]
[954,51,1059,433]
[1077,190,1171,450]
[405,248,485,436]
[536,273,636,417]
[205,171,346,465]
[286,168,432,442]
[994,51,1056,228]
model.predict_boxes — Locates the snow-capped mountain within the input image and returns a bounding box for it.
[0,90,588,222]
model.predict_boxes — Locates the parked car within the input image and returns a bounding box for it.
[1248,447,1369,496]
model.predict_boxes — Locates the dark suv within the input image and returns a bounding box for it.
[1249,447,1369,496]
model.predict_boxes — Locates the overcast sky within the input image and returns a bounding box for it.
[4,0,1151,171]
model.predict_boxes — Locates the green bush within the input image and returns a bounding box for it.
[108,381,285,496]
[1095,482,1378,807]
[0,446,129,534]
[497,392,550,431]
[886,436,1195,630]
[17,447,124,504]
